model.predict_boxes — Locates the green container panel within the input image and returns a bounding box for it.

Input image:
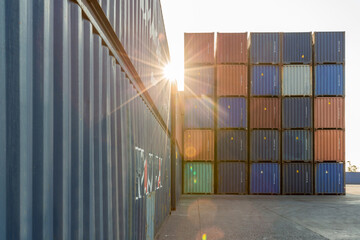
[184,163,214,194]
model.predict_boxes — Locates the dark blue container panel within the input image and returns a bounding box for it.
[251,65,280,96]
[218,97,247,128]
[176,147,182,203]
[316,163,345,194]
[315,65,344,96]
[283,163,313,194]
[250,163,280,194]
[346,172,360,184]
[184,97,214,129]
[184,66,214,96]
[217,130,247,161]
[218,162,247,194]
[282,130,312,162]
[282,97,312,128]
[282,32,312,64]
[250,130,280,162]
[250,33,280,64]
[315,32,345,64]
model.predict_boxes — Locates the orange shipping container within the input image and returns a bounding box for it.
[216,33,248,64]
[217,65,248,96]
[315,130,345,162]
[184,130,214,161]
[314,97,345,129]
[250,98,281,129]
[184,33,214,65]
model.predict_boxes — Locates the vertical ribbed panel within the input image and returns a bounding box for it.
[315,130,345,162]
[315,163,345,194]
[282,97,312,128]
[218,97,247,128]
[250,163,280,194]
[217,162,247,194]
[283,163,313,194]
[217,130,247,161]
[250,98,281,129]
[216,33,247,64]
[184,163,214,193]
[184,97,214,129]
[314,97,345,129]
[251,65,280,96]
[184,66,214,97]
[250,130,280,162]
[184,33,214,65]
[282,65,312,96]
[314,32,345,64]
[250,33,280,64]
[184,130,214,161]
[282,32,312,64]
[217,65,248,96]
[315,64,344,96]
[282,130,312,162]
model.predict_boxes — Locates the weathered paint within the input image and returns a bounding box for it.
[282,32,312,64]
[251,65,280,96]
[217,65,248,97]
[216,33,247,64]
[217,162,247,194]
[314,32,345,64]
[217,130,247,161]
[282,97,312,129]
[315,64,344,96]
[184,33,214,65]
[184,162,214,193]
[250,130,280,162]
[250,163,280,194]
[184,130,214,161]
[218,97,247,129]
[282,65,312,96]
[315,163,345,194]
[283,163,313,194]
[315,130,345,162]
[184,66,214,96]
[314,97,345,129]
[184,97,214,129]
[250,33,280,64]
[282,130,312,162]
[250,98,281,129]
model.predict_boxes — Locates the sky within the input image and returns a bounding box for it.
[160,0,360,170]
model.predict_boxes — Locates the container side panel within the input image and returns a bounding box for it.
[250,98,281,129]
[251,65,280,96]
[315,32,345,64]
[184,97,214,129]
[315,130,345,162]
[250,130,280,162]
[184,163,214,193]
[315,65,344,96]
[282,65,312,96]
[217,130,247,161]
[282,130,313,162]
[316,163,345,194]
[216,33,247,63]
[217,65,248,96]
[250,163,280,194]
[314,97,345,129]
[218,97,247,128]
[282,32,312,64]
[283,163,313,194]
[184,33,214,65]
[250,33,280,64]
[218,162,247,194]
[282,97,312,128]
[184,66,214,97]
[184,130,214,161]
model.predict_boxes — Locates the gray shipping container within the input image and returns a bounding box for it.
[282,65,312,96]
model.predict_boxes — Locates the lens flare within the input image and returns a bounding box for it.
[163,62,176,82]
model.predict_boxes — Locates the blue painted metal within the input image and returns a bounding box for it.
[250,33,280,64]
[250,130,280,162]
[346,172,360,184]
[315,64,344,96]
[314,32,345,64]
[282,97,312,128]
[185,66,214,96]
[175,147,182,203]
[282,32,312,64]
[218,97,247,128]
[283,163,313,194]
[250,163,280,194]
[217,130,247,161]
[218,162,247,194]
[316,163,345,194]
[251,65,280,96]
[282,130,312,162]
[0,0,5,237]
[184,97,214,129]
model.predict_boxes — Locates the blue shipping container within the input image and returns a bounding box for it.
[282,97,312,128]
[283,163,313,194]
[217,130,247,161]
[218,97,247,128]
[250,163,280,194]
[250,130,280,162]
[218,162,247,194]
[251,65,280,96]
[346,172,360,184]
[282,130,313,162]
[314,32,345,64]
[316,163,345,194]
[250,33,280,64]
[184,97,214,129]
[282,32,312,64]
[315,64,344,96]
[184,66,214,96]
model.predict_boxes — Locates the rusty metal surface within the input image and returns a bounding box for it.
[315,130,345,162]
[184,130,214,161]
[250,98,281,129]
[216,33,247,64]
[217,65,248,97]
[314,97,345,129]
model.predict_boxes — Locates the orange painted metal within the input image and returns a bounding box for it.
[314,97,345,129]
[250,98,281,129]
[217,65,248,96]
[184,33,214,65]
[184,130,214,161]
[216,33,248,63]
[315,130,345,162]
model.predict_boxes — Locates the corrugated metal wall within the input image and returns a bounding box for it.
[217,162,247,194]
[282,130,312,162]
[250,163,280,194]
[282,65,312,96]
[282,32,312,64]
[217,130,247,161]
[184,33,215,65]
[251,65,280,96]
[250,33,280,64]
[218,97,247,128]
[282,163,313,194]
[216,33,247,64]
[314,97,345,129]
[184,66,215,96]
[184,130,214,161]
[250,98,281,129]
[314,32,345,64]
[315,130,345,162]
[217,65,248,96]
[184,97,214,129]
[184,163,214,193]
[315,64,344,96]
[250,130,280,162]
[315,163,345,194]
[282,97,312,129]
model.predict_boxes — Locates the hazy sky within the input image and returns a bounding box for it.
[160,0,360,169]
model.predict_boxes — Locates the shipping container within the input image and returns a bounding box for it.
[184,33,215,65]
[176,93,184,155]
[217,162,247,194]
[346,172,360,184]
[217,65,248,96]
[315,163,345,194]
[184,162,214,193]
[282,97,312,129]
[315,130,345,162]
[217,130,247,161]
[314,97,345,129]
[282,65,312,96]
[250,163,280,194]
[184,66,214,96]
[315,64,344,96]
[282,32,312,64]
[251,65,280,96]
[184,130,214,161]
[184,97,214,129]
[176,147,183,203]
[250,130,280,162]
[218,97,247,128]
[216,33,247,64]
[250,98,281,129]
[283,163,313,194]
[250,33,280,64]
[282,130,312,162]
[314,32,345,64]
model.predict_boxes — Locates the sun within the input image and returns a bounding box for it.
[163,62,177,82]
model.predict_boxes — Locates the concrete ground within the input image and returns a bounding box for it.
[156,185,360,240]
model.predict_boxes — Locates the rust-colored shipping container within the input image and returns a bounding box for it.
[216,33,248,64]
[314,97,345,129]
[184,33,214,65]
[250,98,281,129]
[217,65,248,96]
[184,130,214,161]
[315,130,345,162]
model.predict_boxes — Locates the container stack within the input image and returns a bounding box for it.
[216,33,248,194]
[314,32,345,195]
[183,33,215,193]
